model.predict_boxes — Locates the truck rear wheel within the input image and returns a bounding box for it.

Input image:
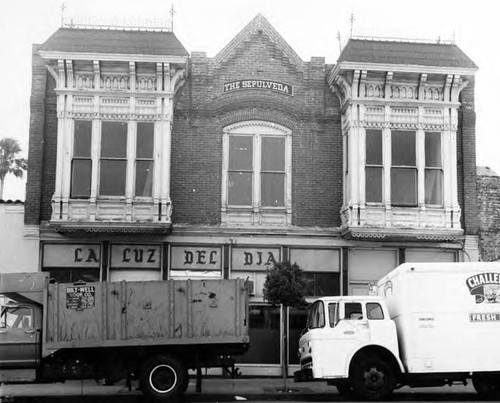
[473,374,500,399]
[350,355,395,400]
[140,355,187,401]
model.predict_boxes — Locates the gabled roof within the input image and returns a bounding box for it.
[214,14,304,71]
[39,28,188,57]
[338,38,477,70]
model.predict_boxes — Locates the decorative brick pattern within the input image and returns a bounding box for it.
[171,28,342,227]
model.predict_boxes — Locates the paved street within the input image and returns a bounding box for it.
[0,377,489,402]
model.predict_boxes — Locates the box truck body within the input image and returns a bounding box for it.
[295,262,500,400]
[0,272,249,401]
[377,262,500,374]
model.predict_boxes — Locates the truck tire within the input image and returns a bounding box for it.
[473,374,500,399]
[350,355,395,401]
[140,355,188,402]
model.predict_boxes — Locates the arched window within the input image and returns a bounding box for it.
[222,121,292,226]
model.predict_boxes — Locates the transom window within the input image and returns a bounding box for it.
[70,120,155,199]
[222,121,292,226]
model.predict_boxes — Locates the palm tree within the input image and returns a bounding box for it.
[0,138,28,200]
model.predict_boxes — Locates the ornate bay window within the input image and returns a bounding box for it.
[329,56,476,240]
[40,48,187,232]
[221,121,292,226]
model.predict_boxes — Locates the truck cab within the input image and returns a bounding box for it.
[296,296,403,398]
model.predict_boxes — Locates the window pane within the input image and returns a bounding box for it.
[304,273,340,297]
[262,137,285,171]
[366,130,382,165]
[229,136,253,170]
[367,303,384,320]
[392,131,416,166]
[391,168,417,205]
[261,173,284,207]
[74,121,92,157]
[135,161,154,197]
[345,303,363,320]
[425,169,443,205]
[137,123,154,158]
[425,132,442,167]
[100,160,126,196]
[237,305,280,364]
[71,160,92,198]
[228,172,252,205]
[366,167,383,203]
[101,122,127,158]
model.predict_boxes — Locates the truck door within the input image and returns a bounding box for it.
[0,304,40,369]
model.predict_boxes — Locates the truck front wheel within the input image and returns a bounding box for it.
[140,355,188,401]
[350,355,395,401]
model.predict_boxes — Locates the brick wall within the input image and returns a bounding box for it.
[25,45,57,225]
[171,29,342,227]
[458,76,479,235]
[477,169,500,261]
[25,45,47,225]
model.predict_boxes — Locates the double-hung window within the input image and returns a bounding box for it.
[424,132,443,205]
[69,121,156,199]
[99,122,127,196]
[223,121,291,225]
[135,122,154,197]
[365,129,383,203]
[71,120,92,198]
[391,130,417,206]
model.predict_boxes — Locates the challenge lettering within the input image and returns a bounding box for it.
[466,273,500,290]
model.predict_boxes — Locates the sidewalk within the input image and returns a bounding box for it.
[0,376,476,400]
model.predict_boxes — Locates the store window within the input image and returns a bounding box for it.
[222,121,292,225]
[391,130,417,206]
[42,244,101,284]
[237,305,280,364]
[289,249,340,297]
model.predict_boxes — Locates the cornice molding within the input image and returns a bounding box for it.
[39,51,188,65]
[331,61,477,78]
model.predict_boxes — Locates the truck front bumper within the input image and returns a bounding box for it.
[293,368,313,382]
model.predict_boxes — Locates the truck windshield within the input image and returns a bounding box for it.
[306,301,325,329]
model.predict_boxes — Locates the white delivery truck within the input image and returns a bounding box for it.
[294,262,500,400]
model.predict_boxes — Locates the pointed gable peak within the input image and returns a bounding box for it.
[214,14,304,72]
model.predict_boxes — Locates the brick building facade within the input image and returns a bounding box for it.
[25,15,478,375]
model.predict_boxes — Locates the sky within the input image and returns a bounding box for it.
[1,0,498,200]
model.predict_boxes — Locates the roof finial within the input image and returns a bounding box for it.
[60,2,66,27]
[337,31,342,53]
[170,4,175,32]
[350,12,355,38]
